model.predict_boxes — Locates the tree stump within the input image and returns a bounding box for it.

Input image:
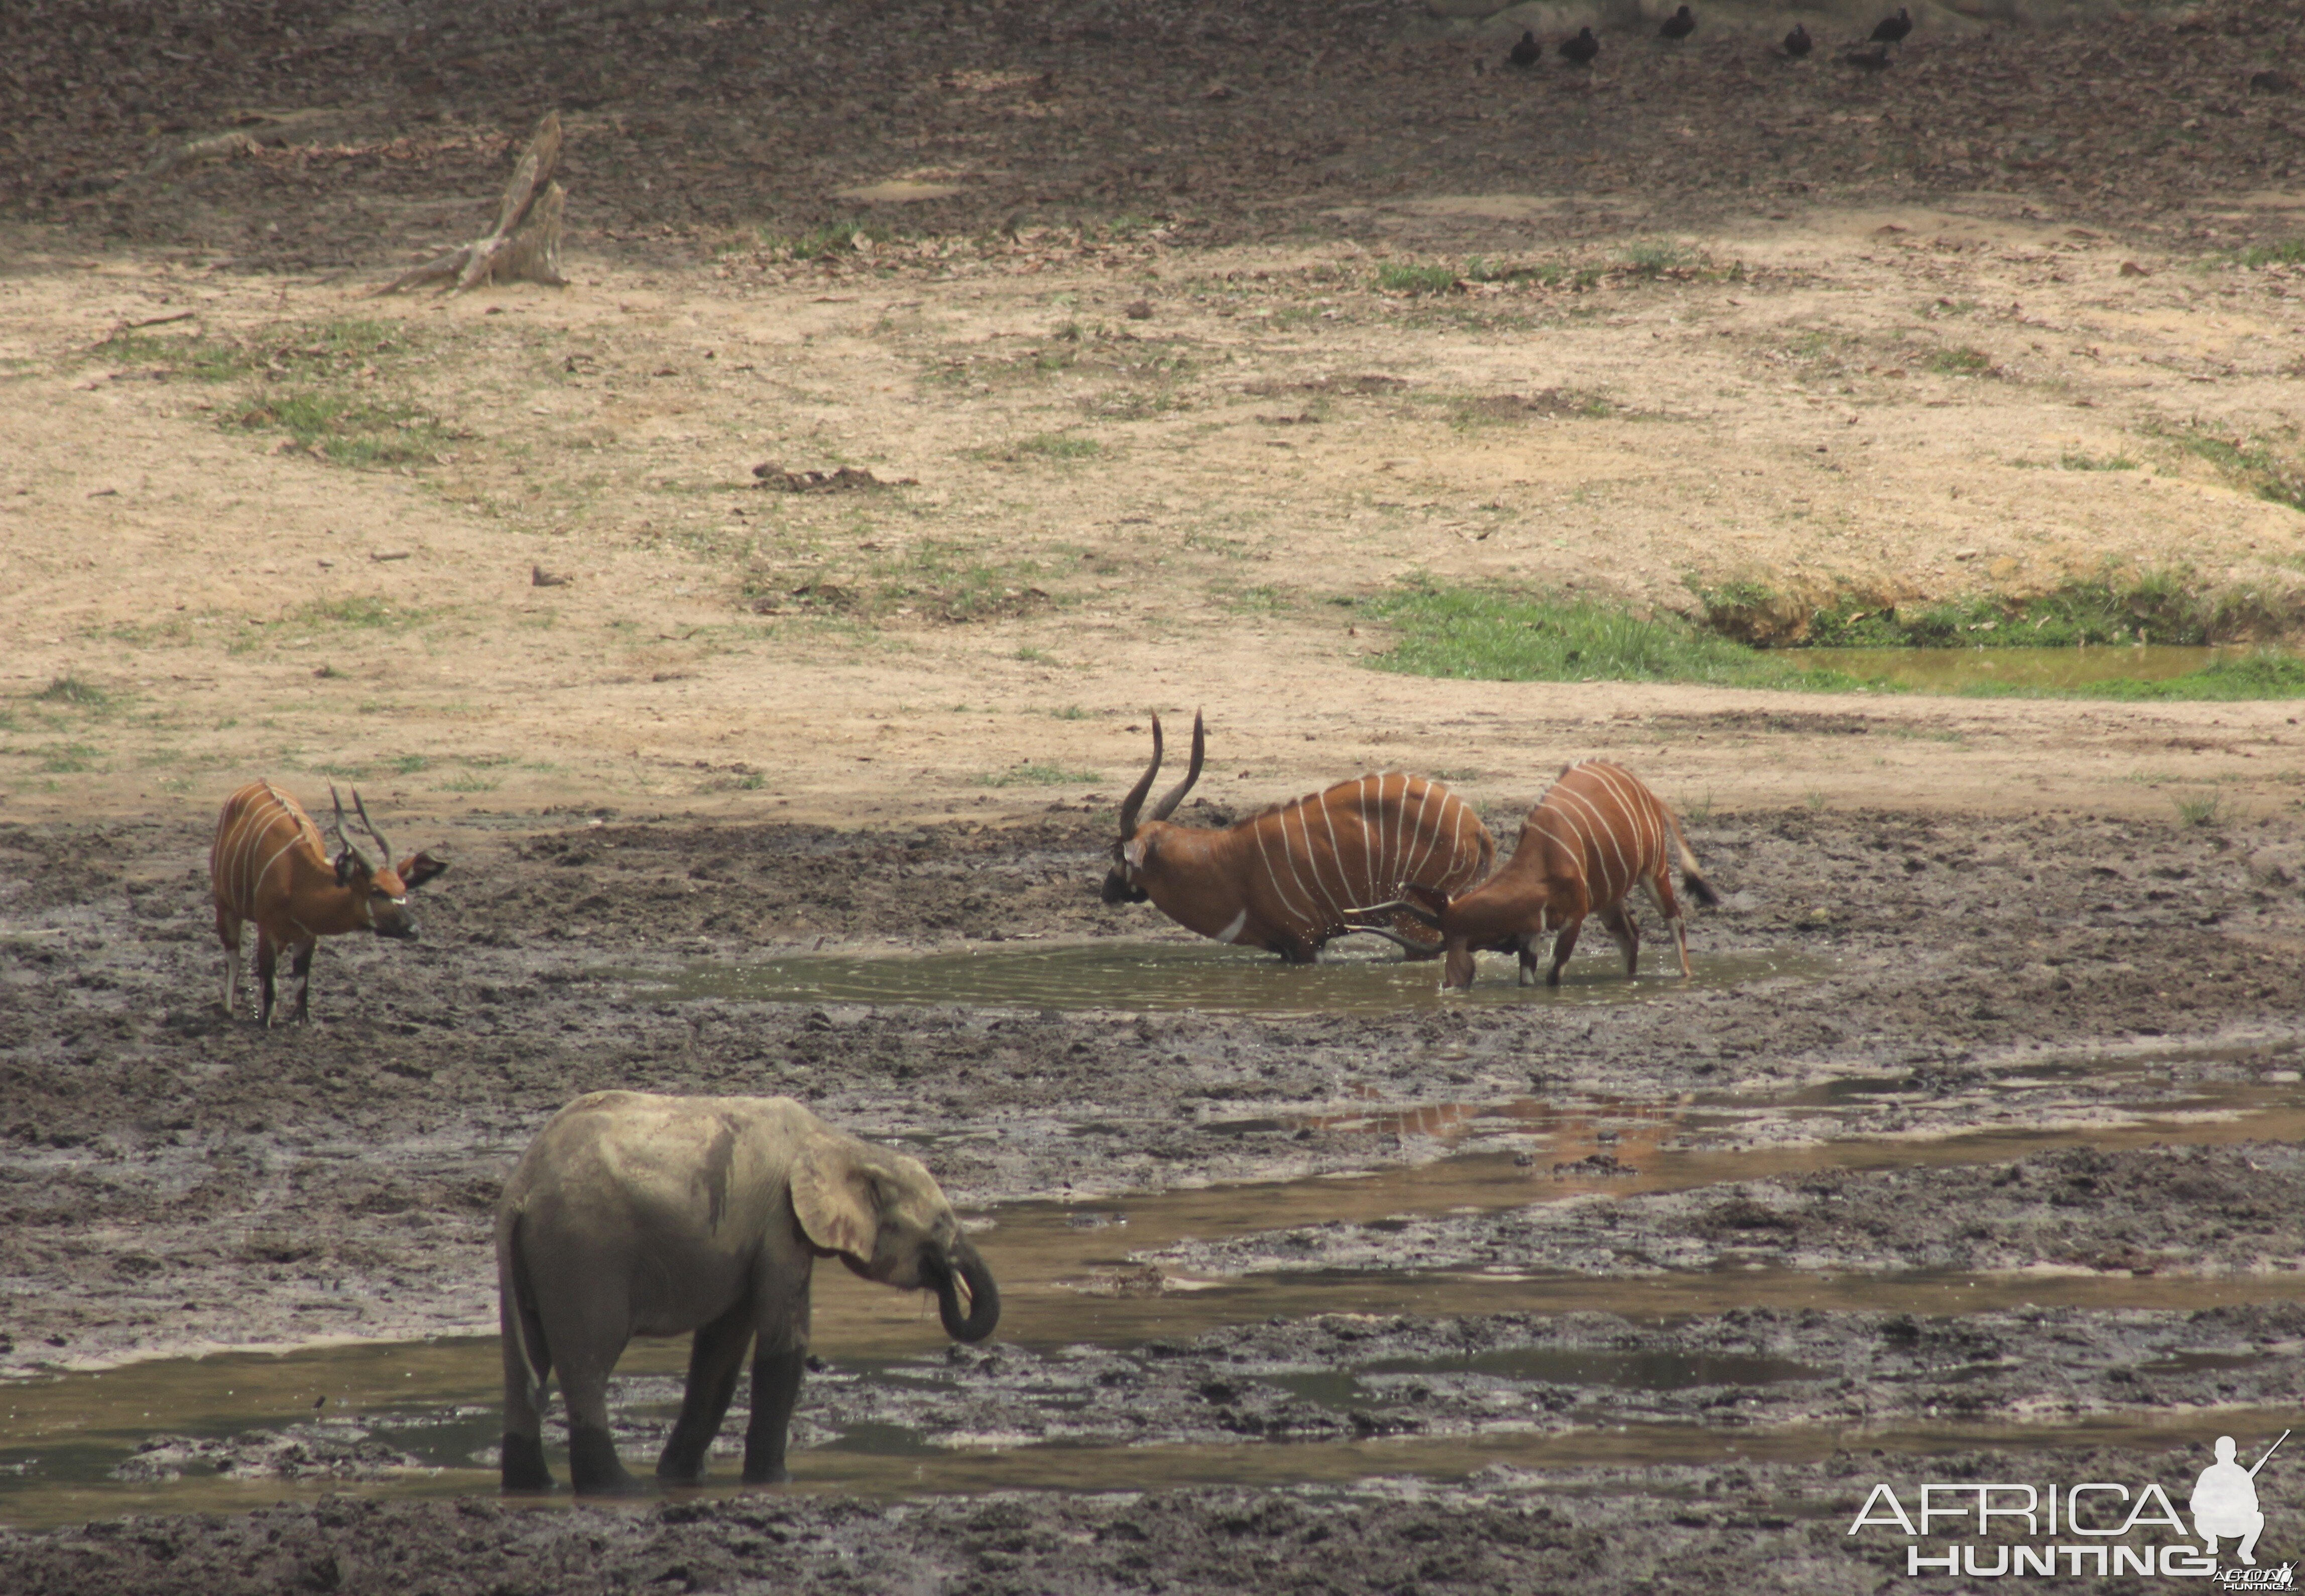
[379,111,568,295]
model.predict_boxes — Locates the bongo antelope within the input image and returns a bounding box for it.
[1362,760,1717,991]
[209,781,448,1024]
[1100,712,1495,963]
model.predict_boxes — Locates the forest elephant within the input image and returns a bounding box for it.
[496,1091,1000,1495]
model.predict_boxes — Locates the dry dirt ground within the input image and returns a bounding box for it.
[6,0,2305,1591]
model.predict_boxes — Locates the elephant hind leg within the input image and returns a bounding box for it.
[658,1297,754,1486]
[499,1230,556,1493]
[545,1290,638,1496]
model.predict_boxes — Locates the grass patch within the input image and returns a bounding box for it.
[1376,262,1460,296]
[1367,584,1842,690]
[2059,452,2138,471]
[1373,584,2305,701]
[232,391,459,467]
[1007,432,1101,462]
[35,743,104,773]
[90,317,410,383]
[2161,426,2305,514]
[294,596,426,630]
[92,317,455,471]
[2173,793,2225,827]
[1927,346,1995,376]
[1048,705,1091,720]
[2235,240,2305,269]
[1616,243,1694,278]
[1730,570,2225,650]
[744,540,1061,625]
[1959,651,2305,702]
[33,674,112,709]
[978,763,1101,787]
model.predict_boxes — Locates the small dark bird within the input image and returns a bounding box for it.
[1782,23,1812,57]
[1842,46,1893,71]
[1660,6,1695,42]
[1560,26,1600,66]
[1509,30,1543,67]
[1870,7,1912,46]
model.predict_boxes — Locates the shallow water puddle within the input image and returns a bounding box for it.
[602,941,1831,1017]
[8,1378,2299,1529]
[6,1076,2301,1527]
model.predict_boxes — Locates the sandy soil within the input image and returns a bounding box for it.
[7,0,2305,1589]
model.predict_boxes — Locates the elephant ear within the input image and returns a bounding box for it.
[791,1133,880,1260]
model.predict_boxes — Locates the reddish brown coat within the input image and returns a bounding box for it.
[210,780,445,1024]
[1103,713,1493,962]
[1405,760,1717,990]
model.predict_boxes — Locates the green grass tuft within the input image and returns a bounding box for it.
[1376,263,1461,296]
[34,675,111,707]
[1008,433,1101,461]
[1790,571,2220,650]
[1373,584,2305,701]
[294,596,424,630]
[1968,651,2305,702]
[232,391,458,467]
[1928,346,1995,376]
[1367,585,1846,690]
[978,764,1101,787]
[2173,793,2225,827]
[2235,240,2305,269]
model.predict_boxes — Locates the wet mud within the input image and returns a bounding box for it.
[3,804,2303,1587]
[1147,1142,2305,1281]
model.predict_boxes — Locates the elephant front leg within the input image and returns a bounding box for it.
[742,1342,806,1485]
[658,1299,754,1487]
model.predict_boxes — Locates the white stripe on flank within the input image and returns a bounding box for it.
[1346,775,1364,899]
[1253,823,1296,926]
[1316,796,1352,922]
[1216,908,1249,944]
[1405,780,1437,886]
[1292,803,1338,924]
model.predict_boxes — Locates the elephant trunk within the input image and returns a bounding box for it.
[934,1240,1001,1343]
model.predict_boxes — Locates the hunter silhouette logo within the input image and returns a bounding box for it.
[1848,1427,2295,1578]
[2195,1431,2283,1566]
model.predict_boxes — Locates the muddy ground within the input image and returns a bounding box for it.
[3,803,2304,1589]
[5,801,2304,1369]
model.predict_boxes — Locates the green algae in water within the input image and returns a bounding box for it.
[611,941,1827,1018]
[1785,645,2305,698]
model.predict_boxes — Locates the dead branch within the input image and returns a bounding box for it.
[378,111,568,296]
